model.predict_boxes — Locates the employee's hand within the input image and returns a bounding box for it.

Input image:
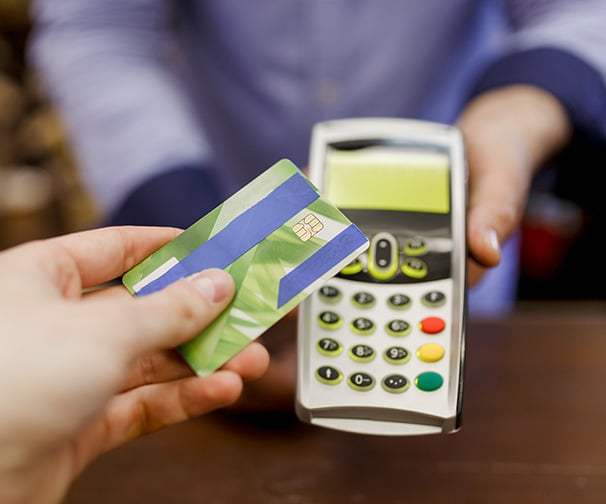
[457,85,571,285]
[0,226,269,504]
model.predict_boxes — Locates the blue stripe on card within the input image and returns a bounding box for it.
[137,173,319,296]
[277,224,368,308]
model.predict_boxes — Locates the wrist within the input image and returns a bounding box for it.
[470,47,606,139]
[458,85,571,172]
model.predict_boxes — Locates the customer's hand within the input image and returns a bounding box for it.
[457,84,571,285]
[0,226,269,504]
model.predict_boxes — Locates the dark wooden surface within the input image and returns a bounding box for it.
[65,303,606,504]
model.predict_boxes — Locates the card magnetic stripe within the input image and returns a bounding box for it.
[276,224,367,308]
[137,173,319,296]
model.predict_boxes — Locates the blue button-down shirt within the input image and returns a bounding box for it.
[29,0,606,212]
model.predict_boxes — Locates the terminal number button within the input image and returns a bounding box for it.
[319,285,341,303]
[422,290,446,307]
[384,346,410,365]
[349,344,376,363]
[348,372,375,391]
[352,291,376,308]
[317,338,343,356]
[350,317,375,335]
[386,319,411,337]
[318,311,343,329]
[388,294,412,310]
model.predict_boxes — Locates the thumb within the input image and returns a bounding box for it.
[94,268,235,358]
[463,134,530,270]
[466,158,526,270]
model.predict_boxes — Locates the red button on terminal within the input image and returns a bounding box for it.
[419,316,445,334]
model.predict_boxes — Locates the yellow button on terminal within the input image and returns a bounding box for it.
[416,343,445,363]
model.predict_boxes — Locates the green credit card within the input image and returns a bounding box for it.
[122,159,368,375]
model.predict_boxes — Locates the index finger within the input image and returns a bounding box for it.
[47,226,182,288]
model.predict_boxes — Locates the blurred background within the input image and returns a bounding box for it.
[0,0,604,304]
[0,0,98,251]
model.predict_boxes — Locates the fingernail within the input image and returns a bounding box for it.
[190,269,233,303]
[485,228,501,255]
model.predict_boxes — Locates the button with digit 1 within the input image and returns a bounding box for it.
[318,285,342,303]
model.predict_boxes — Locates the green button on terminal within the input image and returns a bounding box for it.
[415,371,444,392]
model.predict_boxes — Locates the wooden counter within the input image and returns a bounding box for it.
[65,303,606,503]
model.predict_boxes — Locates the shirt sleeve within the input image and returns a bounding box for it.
[28,0,214,213]
[471,0,606,138]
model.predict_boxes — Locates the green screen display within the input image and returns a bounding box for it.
[324,146,450,214]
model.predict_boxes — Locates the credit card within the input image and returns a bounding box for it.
[122,159,369,375]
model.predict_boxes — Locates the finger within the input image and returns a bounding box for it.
[45,226,182,290]
[82,283,130,300]
[219,342,270,381]
[458,86,569,271]
[122,342,269,391]
[121,350,193,392]
[95,370,245,454]
[82,268,235,358]
[464,138,528,269]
